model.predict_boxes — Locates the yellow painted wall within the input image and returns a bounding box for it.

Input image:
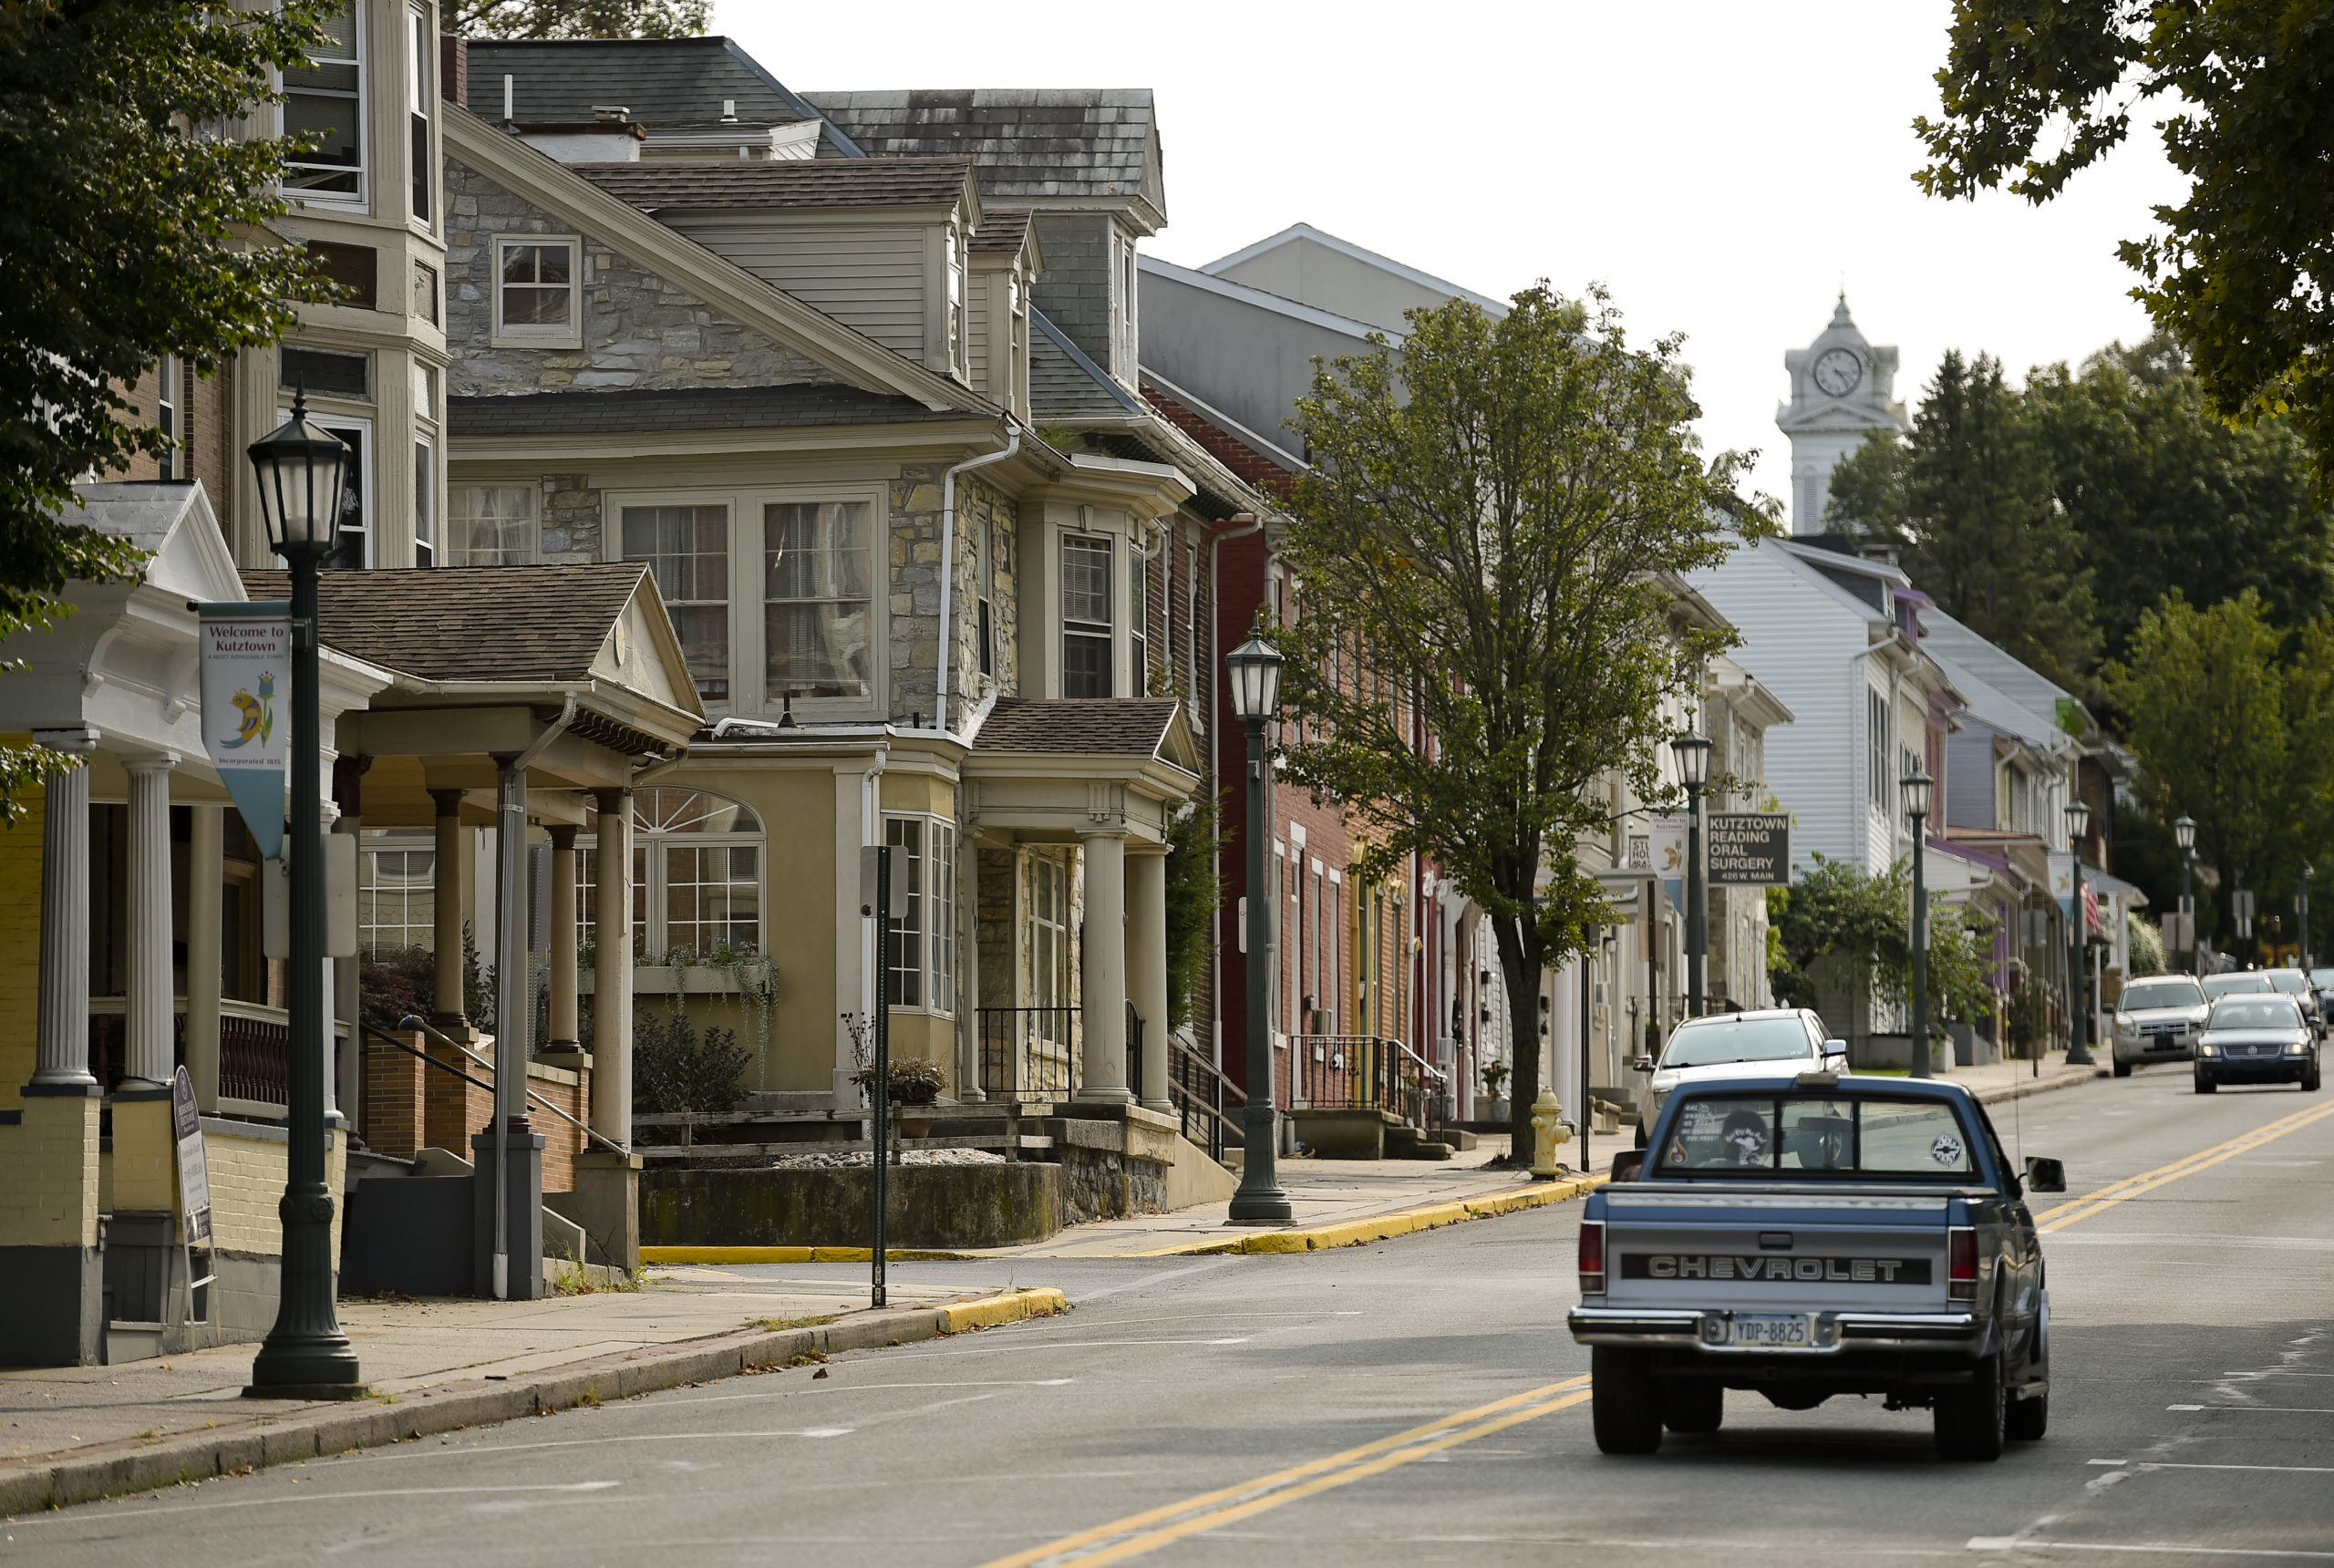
[109,1097,176,1212]
[0,772,46,1109]
[0,1093,100,1247]
[201,1127,347,1262]
[881,770,954,818]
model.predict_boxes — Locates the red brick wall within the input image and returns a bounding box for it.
[368,1034,589,1191]
[423,1037,495,1165]
[362,1032,428,1159]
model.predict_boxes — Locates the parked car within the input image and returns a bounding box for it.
[2195,994,2323,1094]
[2309,967,2334,1021]
[2263,967,2325,1038]
[2110,975,2209,1077]
[2202,972,2275,1001]
[1631,1008,1845,1148]
[1572,1074,2064,1461]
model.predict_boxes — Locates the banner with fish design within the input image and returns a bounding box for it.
[195,602,290,861]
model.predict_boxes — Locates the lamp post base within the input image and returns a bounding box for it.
[1226,1105,1292,1225]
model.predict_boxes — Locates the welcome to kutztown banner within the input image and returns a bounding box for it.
[194,602,291,861]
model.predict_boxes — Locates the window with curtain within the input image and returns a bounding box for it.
[765,500,872,700]
[625,504,729,700]
[284,4,364,201]
[446,485,535,566]
[1062,534,1112,698]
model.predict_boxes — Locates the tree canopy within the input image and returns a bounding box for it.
[0,0,332,812]
[1275,284,1760,1159]
[450,0,707,37]
[1767,856,1997,1036]
[1915,1,2334,485]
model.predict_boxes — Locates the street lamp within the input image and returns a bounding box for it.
[1900,763,1934,1079]
[1224,629,1291,1224]
[1669,731,1712,1017]
[2174,815,2197,976]
[243,391,362,1397]
[2064,796,2096,1068]
[2300,862,2313,972]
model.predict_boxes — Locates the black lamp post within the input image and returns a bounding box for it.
[2065,796,2096,1068]
[1225,629,1291,1224]
[244,391,362,1397]
[1900,763,1935,1079]
[2300,862,2313,972]
[2175,814,2197,975]
[1670,732,1712,1017]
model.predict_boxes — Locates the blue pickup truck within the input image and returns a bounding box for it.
[1567,1071,2065,1461]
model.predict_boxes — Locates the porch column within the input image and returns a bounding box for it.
[1128,848,1171,1111]
[1076,830,1132,1105]
[31,728,97,1087]
[185,804,223,1112]
[589,788,631,1144]
[121,754,178,1088]
[545,823,579,1051]
[429,789,467,1025]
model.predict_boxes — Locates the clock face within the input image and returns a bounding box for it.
[1812,347,1863,397]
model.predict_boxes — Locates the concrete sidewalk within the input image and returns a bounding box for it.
[0,1273,1063,1515]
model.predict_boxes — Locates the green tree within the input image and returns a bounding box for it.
[1276,284,1760,1160]
[2025,338,2334,665]
[1769,856,1997,1037]
[1826,350,2099,692]
[450,0,707,37]
[1162,792,1225,1032]
[2108,591,2332,944]
[1915,2,2334,485]
[0,0,333,814]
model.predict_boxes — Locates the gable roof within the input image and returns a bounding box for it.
[240,563,654,686]
[971,207,1034,254]
[443,104,986,414]
[975,697,1188,761]
[1200,222,1509,319]
[463,36,865,155]
[574,157,976,213]
[1917,605,2091,745]
[802,89,1165,230]
[449,384,977,438]
[1138,253,1385,344]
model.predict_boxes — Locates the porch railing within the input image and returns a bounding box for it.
[976,1007,1080,1101]
[1296,1035,1447,1129]
[1167,1036,1245,1163]
[88,995,341,1109]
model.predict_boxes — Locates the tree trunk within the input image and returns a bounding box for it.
[1494,919,1546,1168]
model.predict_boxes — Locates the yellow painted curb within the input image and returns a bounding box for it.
[642,1243,979,1265]
[1144,1171,1608,1257]
[943,1286,1068,1332]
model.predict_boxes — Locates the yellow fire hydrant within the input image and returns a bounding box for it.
[1530,1085,1573,1180]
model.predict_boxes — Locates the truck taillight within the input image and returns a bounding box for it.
[1947,1226,1978,1304]
[1578,1219,1606,1295]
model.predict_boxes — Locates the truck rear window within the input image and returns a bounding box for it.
[1661,1094,1975,1178]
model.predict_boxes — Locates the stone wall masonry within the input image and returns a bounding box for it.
[888,464,945,723]
[540,472,604,564]
[444,159,834,399]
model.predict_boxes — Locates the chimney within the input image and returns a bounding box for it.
[438,33,468,108]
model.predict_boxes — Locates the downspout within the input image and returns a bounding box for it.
[935,432,1020,734]
[1206,512,1264,1068]
[491,694,575,1302]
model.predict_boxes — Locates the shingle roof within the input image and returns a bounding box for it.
[975,698,1182,756]
[464,37,835,138]
[1030,311,1141,419]
[802,90,1163,221]
[1141,375,1298,498]
[239,564,647,684]
[574,158,974,211]
[970,208,1032,254]
[449,384,976,438]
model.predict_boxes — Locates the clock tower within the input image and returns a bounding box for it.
[1778,294,1909,535]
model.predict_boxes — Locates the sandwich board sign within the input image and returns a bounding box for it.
[172,1066,212,1246]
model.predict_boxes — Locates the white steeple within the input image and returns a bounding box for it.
[1778,294,1910,535]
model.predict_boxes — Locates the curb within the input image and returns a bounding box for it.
[1141,1171,1610,1256]
[0,1286,1065,1519]
[643,1244,981,1264]
[1971,1067,2109,1108]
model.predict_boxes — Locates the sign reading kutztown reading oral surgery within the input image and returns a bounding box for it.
[195,602,291,861]
[1707,812,1792,886]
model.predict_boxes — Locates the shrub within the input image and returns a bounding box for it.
[633,1009,749,1116]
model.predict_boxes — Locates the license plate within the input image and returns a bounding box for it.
[1729,1314,1812,1347]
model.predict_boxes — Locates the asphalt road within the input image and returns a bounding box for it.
[10,1066,2332,1566]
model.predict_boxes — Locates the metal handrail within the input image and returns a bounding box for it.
[377,1016,628,1155]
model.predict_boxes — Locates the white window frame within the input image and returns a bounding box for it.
[618,498,734,706]
[284,407,373,570]
[1060,531,1114,700]
[610,788,766,958]
[412,430,434,566]
[407,3,432,227]
[282,1,367,209]
[884,815,956,1016]
[155,355,180,481]
[357,830,437,956]
[491,233,584,350]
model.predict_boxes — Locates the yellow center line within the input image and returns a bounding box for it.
[975,1377,1593,1568]
[2036,1099,2334,1233]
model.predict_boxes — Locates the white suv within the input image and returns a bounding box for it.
[1631,1007,1846,1148]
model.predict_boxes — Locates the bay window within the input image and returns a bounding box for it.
[1062,533,1113,699]
[284,4,365,201]
[883,817,956,1014]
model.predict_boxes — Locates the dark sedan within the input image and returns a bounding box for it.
[2195,995,2323,1094]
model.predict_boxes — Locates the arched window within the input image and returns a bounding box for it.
[580,787,764,958]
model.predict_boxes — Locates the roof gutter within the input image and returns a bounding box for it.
[935,430,1020,735]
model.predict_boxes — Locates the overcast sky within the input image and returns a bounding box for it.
[720,0,2185,514]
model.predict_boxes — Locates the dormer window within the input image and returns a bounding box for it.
[947,226,968,376]
[1062,533,1113,699]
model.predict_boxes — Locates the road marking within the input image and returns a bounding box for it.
[973,1376,1594,1568]
[2137,1462,2334,1475]
[2085,1459,2127,1466]
[2035,1100,2334,1233]
[2169,1406,2334,1415]
[1967,1542,2334,1560]
[2168,1404,2205,1410]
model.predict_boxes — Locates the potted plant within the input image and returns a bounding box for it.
[1480,1059,1511,1119]
[851,1057,947,1139]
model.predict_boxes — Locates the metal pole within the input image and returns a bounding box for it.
[1687,783,1706,1017]
[2184,851,2195,976]
[2066,854,2093,1066]
[2302,867,2313,971]
[246,546,359,1396]
[490,758,525,1300]
[873,843,891,1307]
[1909,809,1930,1079]
[1228,718,1291,1223]
[1579,945,1592,1174]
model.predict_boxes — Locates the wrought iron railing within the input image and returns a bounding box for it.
[1167,1036,1244,1162]
[976,1007,1080,1101]
[1297,1035,1446,1129]
[86,996,320,1109]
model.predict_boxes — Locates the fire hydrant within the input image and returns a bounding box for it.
[1530,1085,1573,1180]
